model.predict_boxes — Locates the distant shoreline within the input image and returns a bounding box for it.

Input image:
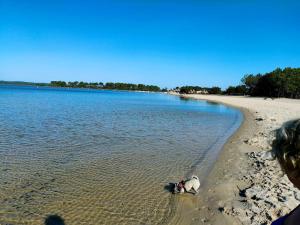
[0,81,163,93]
[0,83,163,94]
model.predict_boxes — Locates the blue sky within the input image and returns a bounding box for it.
[1,0,300,88]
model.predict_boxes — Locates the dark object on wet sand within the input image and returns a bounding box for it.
[164,182,185,194]
[164,183,176,193]
[45,215,65,225]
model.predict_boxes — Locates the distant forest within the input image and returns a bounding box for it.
[0,80,162,92]
[241,67,300,98]
[179,67,300,99]
[49,81,161,92]
[0,81,49,86]
[1,67,299,98]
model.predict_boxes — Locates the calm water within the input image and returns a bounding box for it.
[0,85,242,225]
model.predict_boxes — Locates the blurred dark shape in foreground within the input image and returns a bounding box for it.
[45,215,65,225]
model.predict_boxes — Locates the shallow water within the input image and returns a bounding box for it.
[0,85,242,225]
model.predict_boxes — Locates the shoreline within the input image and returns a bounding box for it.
[0,83,163,93]
[169,94,300,225]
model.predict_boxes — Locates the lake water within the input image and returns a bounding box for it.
[0,85,242,225]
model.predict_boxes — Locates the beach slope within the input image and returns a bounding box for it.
[169,94,300,225]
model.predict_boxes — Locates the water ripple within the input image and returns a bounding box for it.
[0,86,241,225]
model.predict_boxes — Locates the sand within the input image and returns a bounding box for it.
[168,94,300,225]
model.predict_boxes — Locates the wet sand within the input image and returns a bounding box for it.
[169,94,300,225]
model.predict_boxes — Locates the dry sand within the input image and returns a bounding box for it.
[169,94,300,225]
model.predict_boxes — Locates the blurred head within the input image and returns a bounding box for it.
[273,119,300,189]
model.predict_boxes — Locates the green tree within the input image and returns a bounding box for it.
[248,67,300,98]
[241,74,261,95]
[50,81,67,87]
[224,85,247,95]
[209,86,222,94]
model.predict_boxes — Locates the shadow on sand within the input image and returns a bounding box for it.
[45,215,65,225]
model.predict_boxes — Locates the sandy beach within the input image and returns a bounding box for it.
[169,94,300,225]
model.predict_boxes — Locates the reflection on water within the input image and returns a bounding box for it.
[179,96,191,102]
[206,100,219,105]
[0,86,241,224]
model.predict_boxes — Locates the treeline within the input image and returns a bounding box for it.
[178,86,222,94]
[50,81,161,92]
[177,67,300,99]
[223,67,300,97]
[2,67,299,98]
[178,85,246,95]
[0,80,49,86]
[223,85,247,95]
[241,68,300,98]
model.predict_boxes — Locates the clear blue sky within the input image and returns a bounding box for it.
[1,0,300,88]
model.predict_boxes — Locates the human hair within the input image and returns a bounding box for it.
[273,119,300,177]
